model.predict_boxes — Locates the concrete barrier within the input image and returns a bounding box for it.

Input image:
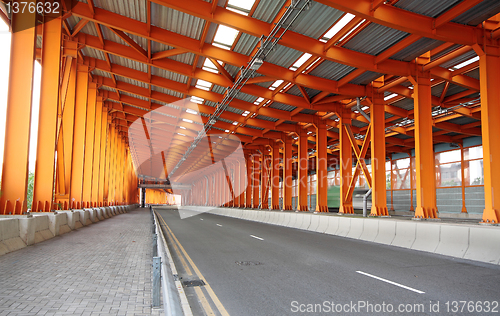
[464,227,500,265]
[281,212,292,227]
[373,220,396,245]
[0,218,25,255]
[391,221,416,248]
[336,217,351,237]
[359,219,379,242]
[286,213,299,229]
[59,211,83,230]
[324,216,339,235]
[435,225,470,258]
[86,208,99,223]
[75,209,91,226]
[346,218,364,239]
[315,216,330,233]
[411,222,441,253]
[271,212,282,226]
[32,215,54,243]
[308,214,321,232]
[298,213,312,231]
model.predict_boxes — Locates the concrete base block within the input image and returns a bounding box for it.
[86,209,98,223]
[374,220,396,245]
[33,215,53,243]
[346,218,363,239]
[18,218,35,246]
[464,227,500,265]
[392,221,416,248]
[336,217,351,237]
[435,225,470,258]
[308,214,321,232]
[2,237,26,253]
[359,219,379,242]
[286,213,298,228]
[411,223,440,253]
[324,217,339,235]
[298,213,312,231]
[316,216,330,234]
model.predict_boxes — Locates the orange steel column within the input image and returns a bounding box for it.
[244,153,251,207]
[339,112,354,214]
[298,129,308,211]
[98,109,108,205]
[69,66,90,209]
[283,135,293,210]
[32,15,62,212]
[91,99,103,203]
[413,74,438,219]
[261,151,270,209]
[0,7,37,214]
[82,85,97,206]
[478,51,500,224]
[234,163,240,207]
[370,95,389,216]
[316,120,328,212]
[239,160,246,207]
[253,152,261,208]
[271,141,281,209]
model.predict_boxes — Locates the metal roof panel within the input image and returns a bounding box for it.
[343,23,409,56]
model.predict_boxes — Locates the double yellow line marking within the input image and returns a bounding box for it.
[157,213,230,316]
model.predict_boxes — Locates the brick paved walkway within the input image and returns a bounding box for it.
[0,208,160,316]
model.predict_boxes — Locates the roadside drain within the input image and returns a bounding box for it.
[182,280,206,287]
[235,261,263,266]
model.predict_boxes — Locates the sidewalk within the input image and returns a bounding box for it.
[0,208,159,316]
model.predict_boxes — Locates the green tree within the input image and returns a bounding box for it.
[27,171,34,210]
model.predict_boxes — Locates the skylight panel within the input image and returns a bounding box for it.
[269,80,284,91]
[227,0,254,11]
[213,25,239,50]
[203,58,218,73]
[242,110,250,116]
[254,97,264,105]
[186,109,198,115]
[289,53,312,71]
[183,118,193,123]
[384,93,398,101]
[190,96,204,104]
[452,56,479,70]
[180,126,186,129]
[195,79,212,91]
[232,121,238,125]
[321,13,355,42]
[338,19,365,43]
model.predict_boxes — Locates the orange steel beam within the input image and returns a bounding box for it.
[151,48,187,60]
[245,153,252,208]
[433,0,483,29]
[369,95,389,216]
[107,27,147,58]
[297,128,308,211]
[315,120,328,212]
[69,66,90,208]
[315,0,484,45]
[98,108,109,204]
[32,15,62,212]
[0,7,37,214]
[252,152,260,208]
[339,110,354,214]
[478,50,500,224]
[92,98,104,203]
[261,151,270,209]
[271,141,281,209]
[412,74,438,219]
[282,135,293,210]
[82,84,97,205]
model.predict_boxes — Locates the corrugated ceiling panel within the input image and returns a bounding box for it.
[448,116,480,125]
[270,102,297,112]
[79,20,98,37]
[121,91,149,102]
[168,52,196,65]
[233,33,259,56]
[394,0,461,18]
[390,37,443,61]
[151,41,174,54]
[309,60,355,81]
[440,50,477,69]
[265,45,303,68]
[211,85,226,95]
[290,2,344,39]
[116,75,149,89]
[344,23,409,56]
[255,115,279,122]
[300,109,317,114]
[101,26,129,46]
[93,0,147,23]
[225,64,241,78]
[245,124,265,130]
[82,47,106,60]
[391,98,414,110]
[349,71,382,85]
[452,0,500,26]
[252,0,287,23]
[226,107,244,115]
[151,3,205,40]
[465,68,479,80]
[431,82,446,97]
[110,55,148,73]
[234,92,257,103]
[151,85,184,99]
[92,69,112,78]
[431,44,461,61]
[445,83,468,97]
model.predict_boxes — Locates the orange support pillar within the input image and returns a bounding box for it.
[0,7,37,214]
[92,97,103,203]
[283,135,293,210]
[82,84,97,206]
[370,95,389,216]
[239,160,246,207]
[69,65,89,209]
[261,151,270,209]
[271,141,281,209]
[339,112,354,214]
[246,153,253,207]
[253,152,261,208]
[234,163,240,207]
[478,50,500,224]
[298,128,308,211]
[98,109,108,205]
[315,120,328,212]
[32,15,62,212]
[412,74,438,219]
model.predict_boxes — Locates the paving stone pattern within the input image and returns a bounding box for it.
[0,208,161,316]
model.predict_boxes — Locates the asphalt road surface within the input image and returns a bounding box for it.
[156,207,500,316]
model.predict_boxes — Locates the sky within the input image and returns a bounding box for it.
[0,19,41,179]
